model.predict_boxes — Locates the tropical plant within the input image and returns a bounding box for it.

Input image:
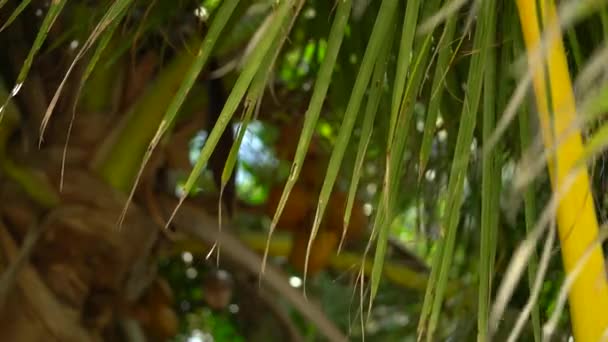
[1,0,608,341]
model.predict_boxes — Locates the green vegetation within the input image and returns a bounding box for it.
[1,0,608,341]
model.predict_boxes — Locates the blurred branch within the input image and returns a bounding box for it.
[0,221,92,341]
[0,219,44,309]
[238,275,304,342]
[174,231,456,294]
[119,318,147,342]
[160,196,349,342]
[0,206,83,311]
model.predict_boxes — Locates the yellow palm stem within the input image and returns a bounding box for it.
[516,1,608,340]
